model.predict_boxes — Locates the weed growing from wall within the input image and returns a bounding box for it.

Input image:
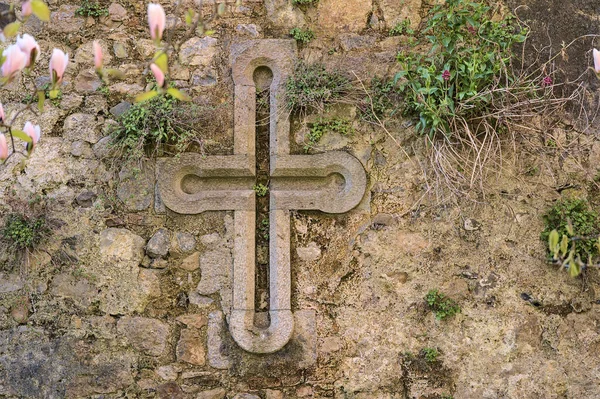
[2,214,48,250]
[543,198,600,277]
[76,0,109,18]
[304,118,353,151]
[290,27,315,44]
[425,290,460,320]
[394,0,527,137]
[285,62,354,114]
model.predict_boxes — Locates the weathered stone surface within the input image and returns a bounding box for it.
[0,273,24,293]
[92,135,115,159]
[49,5,85,33]
[70,140,93,158]
[340,34,377,51]
[156,364,181,381]
[172,231,197,253]
[113,42,128,58]
[147,228,171,258]
[233,393,260,399]
[63,113,100,143]
[110,101,131,117]
[317,0,371,34]
[60,93,84,110]
[235,24,261,37]
[74,70,103,93]
[117,317,170,356]
[380,0,422,29]
[100,228,145,262]
[296,242,321,262]
[197,388,227,399]
[176,329,205,365]
[264,0,305,30]
[265,390,284,399]
[108,2,127,21]
[176,314,208,329]
[75,40,113,67]
[179,37,218,66]
[157,381,185,399]
[97,228,156,314]
[117,162,155,211]
[76,190,97,207]
[50,274,97,307]
[196,243,232,301]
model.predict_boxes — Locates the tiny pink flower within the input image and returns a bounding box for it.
[93,41,103,71]
[22,0,32,17]
[49,48,69,86]
[1,44,28,80]
[442,70,451,81]
[23,121,41,151]
[0,102,5,124]
[542,76,553,86]
[17,34,40,68]
[0,134,7,160]
[150,63,165,88]
[148,3,166,41]
[466,26,476,35]
[593,48,600,74]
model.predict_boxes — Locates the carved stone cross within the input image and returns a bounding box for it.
[158,40,366,354]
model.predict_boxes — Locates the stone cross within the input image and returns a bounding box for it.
[157,40,366,354]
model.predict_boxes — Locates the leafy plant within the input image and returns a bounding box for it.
[293,0,317,4]
[290,27,315,44]
[421,347,439,363]
[75,0,109,18]
[2,214,48,249]
[253,183,269,197]
[285,62,353,114]
[305,118,353,151]
[543,198,600,277]
[109,93,196,161]
[359,77,400,122]
[425,290,460,320]
[393,0,527,137]
[389,19,414,36]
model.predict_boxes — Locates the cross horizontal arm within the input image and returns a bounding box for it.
[157,153,256,214]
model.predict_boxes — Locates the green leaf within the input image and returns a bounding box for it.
[48,89,60,99]
[31,0,50,21]
[548,229,559,253]
[105,69,125,79]
[37,90,45,113]
[11,130,32,143]
[153,52,168,73]
[134,90,158,103]
[3,22,21,38]
[568,258,580,278]
[167,87,191,101]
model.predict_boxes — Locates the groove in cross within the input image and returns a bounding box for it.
[157,40,367,354]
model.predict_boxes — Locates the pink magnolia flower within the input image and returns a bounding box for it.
[17,34,40,68]
[23,121,41,151]
[594,48,600,74]
[93,41,103,71]
[49,48,69,86]
[150,63,165,88]
[0,102,5,124]
[148,3,166,41]
[0,134,7,160]
[1,44,28,80]
[22,0,32,17]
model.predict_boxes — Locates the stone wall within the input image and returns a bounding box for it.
[0,1,599,398]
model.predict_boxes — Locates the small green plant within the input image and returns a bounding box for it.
[305,118,353,151]
[259,218,269,240]
[543,198,600,277]
[253,183,269,197]
[359,77,400,122]
[425,290,460,320]
[393,0,527,137]
[285,62,353,114]
[76,0,109,18]
[290,27,315,44]
[97,84,110,97]
[2,214,48,250]
[109,93,196,161]
[293,0,317,4]
[421,347,439,363]
[389,19,414,36]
